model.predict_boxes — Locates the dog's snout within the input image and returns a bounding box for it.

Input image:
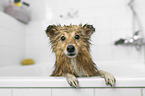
[67,45,75,53]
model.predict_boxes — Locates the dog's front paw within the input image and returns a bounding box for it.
[104,73,116,87]
[66,74,79,88]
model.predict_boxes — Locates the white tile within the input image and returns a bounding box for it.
[112,46,130,61]
[95,88,141,96]
[107,0,127,6]
[13,89,51,96]
[25,46,55,65]
[38,47,55,64]
[92,15,111,31]
[91,30,112,45]
[91,45,112,62]
[25,21,47,48]
[107,6,126,16]
[52,88,94,96]
[30,0,50,21]
[0,11,25,32]
[25,48,40,62]
[0,27,25,47]
[128,46,144,62]
[109,16,129,31]
[0,28,10,46]
[0,89,11,96]
[0,46,25,66]
[143,89,145,96]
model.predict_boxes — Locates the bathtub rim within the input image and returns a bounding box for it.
[0,76,145,88]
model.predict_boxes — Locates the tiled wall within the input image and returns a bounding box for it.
[0,11,26,66]
[25,0,145,66]
[0,0,145,66]
[0,88,144,96]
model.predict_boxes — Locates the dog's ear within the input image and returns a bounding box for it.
[83,24,95,37]
[45,25,57,37]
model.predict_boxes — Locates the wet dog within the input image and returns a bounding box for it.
[46,24,116,88]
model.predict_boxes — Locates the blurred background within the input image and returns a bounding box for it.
[0,0,145,68]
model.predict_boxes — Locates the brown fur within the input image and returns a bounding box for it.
[46,24,116,87]
[46,24,97,77]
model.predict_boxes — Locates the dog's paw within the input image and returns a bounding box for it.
[66,74,79,88]
[104,73,116,87]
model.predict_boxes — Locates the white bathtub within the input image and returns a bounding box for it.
[0,62,145,88]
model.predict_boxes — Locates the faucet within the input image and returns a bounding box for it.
[114,0,144,51]
[114,31,145,50]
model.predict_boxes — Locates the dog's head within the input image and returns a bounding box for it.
[46,24,95,58]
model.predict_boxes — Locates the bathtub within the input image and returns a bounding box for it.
[0,62,145,96]
[0,62,145,88]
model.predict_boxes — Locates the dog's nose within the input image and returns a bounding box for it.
[67,45,75,53]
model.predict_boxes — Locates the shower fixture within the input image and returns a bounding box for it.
[115,31,144,50]
[114,0,144,51]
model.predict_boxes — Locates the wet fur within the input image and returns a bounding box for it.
[46,24,116,87]
[46,24,97,77]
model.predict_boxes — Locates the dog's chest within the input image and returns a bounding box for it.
[71,58,88,77]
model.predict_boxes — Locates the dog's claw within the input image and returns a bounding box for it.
[66,74,79,88]
[104,73,116,87]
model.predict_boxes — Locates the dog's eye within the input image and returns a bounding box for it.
[61,36,66,41]
[75,35,80,39]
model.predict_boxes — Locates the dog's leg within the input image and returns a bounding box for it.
[97,70,116,87]
[64,73,79,88]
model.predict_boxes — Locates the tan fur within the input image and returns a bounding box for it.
[46,24,116,87]
[46,24,97,77]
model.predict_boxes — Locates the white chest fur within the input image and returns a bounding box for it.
[71,58,88,77]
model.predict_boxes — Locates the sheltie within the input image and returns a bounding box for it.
[46,24,116,88]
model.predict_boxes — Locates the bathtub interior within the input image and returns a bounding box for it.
[0,62,145,78]
[97,62,145,78]
[0,63,52,76]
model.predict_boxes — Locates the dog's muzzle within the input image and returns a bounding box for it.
[66,45,77,58]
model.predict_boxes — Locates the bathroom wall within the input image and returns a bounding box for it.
[24,0,54,67]
[0,88,143,96]
[25,0,145,67]
[0,11,26,66]
[0,0,144,67]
